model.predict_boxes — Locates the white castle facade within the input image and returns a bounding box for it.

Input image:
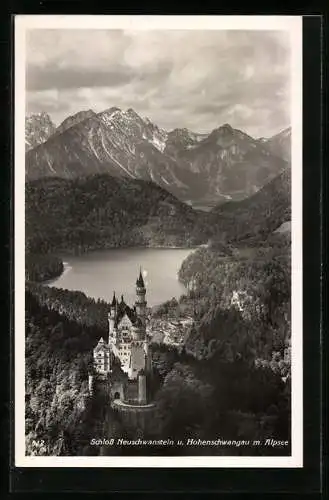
[92,269,152,404]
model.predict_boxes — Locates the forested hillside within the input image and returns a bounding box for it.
[26,174,204,255]
[165,230,292,453]
[27,283,109,330]
[26,254,64,282]
[153,349,290,455]
[179,239,291,364]
[25,167,290,262]
[208,168,290,245]
[25,290,100,455]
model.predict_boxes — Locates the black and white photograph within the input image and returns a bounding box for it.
[15,15,303,467]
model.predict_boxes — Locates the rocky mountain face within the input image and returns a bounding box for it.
[55,109,97,135]
[167,124,288,205]
[260,127,291,163]
[164,127,208,158]
[25,112,56,152]
[25,107,290,206]
[25,107,194,199]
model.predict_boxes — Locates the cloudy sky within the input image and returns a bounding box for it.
[26,29,290,138]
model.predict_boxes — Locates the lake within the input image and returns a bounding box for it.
[47,247,194,307]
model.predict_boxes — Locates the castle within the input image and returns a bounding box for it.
[92,269,153,406]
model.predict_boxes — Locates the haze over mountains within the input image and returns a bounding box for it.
[262,127,291,162]
[25,107,291,206]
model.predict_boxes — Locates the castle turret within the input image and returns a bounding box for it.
[108,292,117,341]
[135,268,147,330]
[144,341,152,373]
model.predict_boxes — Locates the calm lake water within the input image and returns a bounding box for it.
[47,247,193,307]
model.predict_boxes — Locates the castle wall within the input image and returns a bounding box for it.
[138,375,147,405]
[125,380,139,402]
[110,381,126,401]
[112,400,158,437]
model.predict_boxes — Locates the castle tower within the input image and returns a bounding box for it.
[135,268,147,331]
[108,292,117,342]
[138,371,147,404]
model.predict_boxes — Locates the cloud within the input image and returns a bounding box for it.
[27,64,136,91]
[26,28,291,137]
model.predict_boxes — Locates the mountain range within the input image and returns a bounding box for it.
[25,107,291,206]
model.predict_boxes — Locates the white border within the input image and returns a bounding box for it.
[14,15,303,468]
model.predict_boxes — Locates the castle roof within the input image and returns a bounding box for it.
[114,303,138,328]
[136,268,145,288]
[111,292,117,307]
[94,337,109,352]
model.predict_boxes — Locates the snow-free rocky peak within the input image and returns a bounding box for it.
[25,107,290,206]
[55,109,97,135]
[25,112,56,151]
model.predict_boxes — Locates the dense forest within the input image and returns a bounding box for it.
[166,226,292,453]
[25,174,206,255]
[27,282,109,330]
[26,253,64,282]
[178,232,291,366]
[25,289,99,455]
[153,348,290,455]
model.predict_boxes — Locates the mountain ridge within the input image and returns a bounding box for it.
[258,127,291,162]
[25,107,291,205]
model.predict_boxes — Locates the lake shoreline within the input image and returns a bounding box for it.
[40,260,72,286]
[30,246,197,307]
[27,243,208,288]
[56,243,205,257]
[36,244,206,283]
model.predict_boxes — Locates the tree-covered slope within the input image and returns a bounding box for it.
[208,167,291,244]
[26,174,204,255]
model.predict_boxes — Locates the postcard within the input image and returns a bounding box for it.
[15,14,303,467]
